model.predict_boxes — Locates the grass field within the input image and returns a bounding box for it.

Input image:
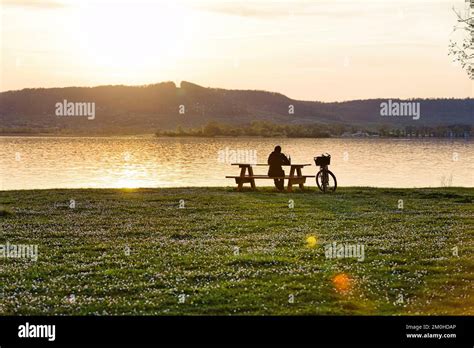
[0,187,472,315]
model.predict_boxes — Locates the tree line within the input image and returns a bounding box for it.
[156,121,472,138]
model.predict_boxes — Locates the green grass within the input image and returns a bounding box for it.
[0,187,472,315]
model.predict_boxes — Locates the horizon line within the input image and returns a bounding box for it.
[1,80,472,104]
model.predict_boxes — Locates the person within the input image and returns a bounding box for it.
[267,145,290,191]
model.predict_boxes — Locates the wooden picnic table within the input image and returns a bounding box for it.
[226,163,314,192]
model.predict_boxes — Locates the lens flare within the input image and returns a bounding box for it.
[332,273,351,293]
[306,236,317,248]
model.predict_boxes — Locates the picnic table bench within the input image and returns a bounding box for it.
[226,163,314,192]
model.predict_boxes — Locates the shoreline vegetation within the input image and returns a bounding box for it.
[1,121,471,138]
[155,121,472,138]
[0,187,472,315]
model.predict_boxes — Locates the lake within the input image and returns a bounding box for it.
[0,136,472,190]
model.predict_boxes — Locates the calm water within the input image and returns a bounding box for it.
[0,136,473,190]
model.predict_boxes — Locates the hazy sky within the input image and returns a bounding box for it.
[1,0,472,101]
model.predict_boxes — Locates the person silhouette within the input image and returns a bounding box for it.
[267,145,290,191]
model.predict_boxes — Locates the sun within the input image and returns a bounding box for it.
[114,178,142,189]
[69,1,196,81]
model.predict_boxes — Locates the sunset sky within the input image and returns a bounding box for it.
[1,0,472,101]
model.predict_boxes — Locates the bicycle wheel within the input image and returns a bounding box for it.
[316,170,337,192]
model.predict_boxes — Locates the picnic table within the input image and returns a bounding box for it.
[226,163,314,192]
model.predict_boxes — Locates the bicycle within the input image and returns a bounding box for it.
[314,153,337,193]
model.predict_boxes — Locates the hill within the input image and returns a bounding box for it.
[0,81,472,134]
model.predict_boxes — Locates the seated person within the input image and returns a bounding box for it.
[267,145,290,191]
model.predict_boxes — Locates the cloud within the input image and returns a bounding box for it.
[1,0,65,9]
[194,0,447,19]
[195,1,316,18]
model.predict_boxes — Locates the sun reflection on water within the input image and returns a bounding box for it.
[1,136,472,190]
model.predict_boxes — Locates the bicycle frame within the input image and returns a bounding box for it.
[314,154,337,193]
[320,165,329,190]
